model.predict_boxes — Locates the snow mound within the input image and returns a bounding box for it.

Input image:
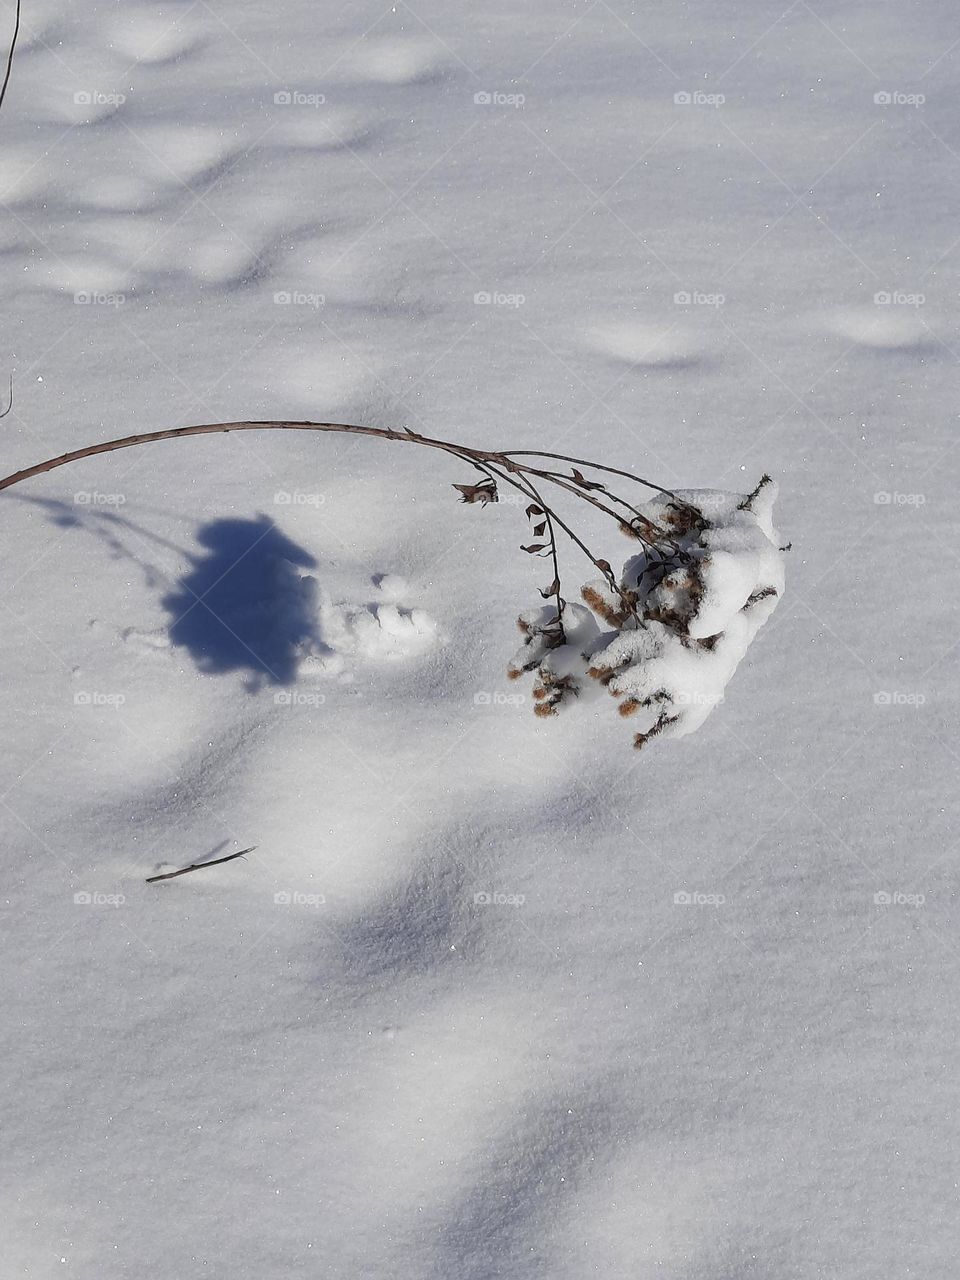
[303,577,442,675]
[508,479,785,747]
[321,598,441,661]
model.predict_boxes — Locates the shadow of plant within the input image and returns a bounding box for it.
[162,514,323,688]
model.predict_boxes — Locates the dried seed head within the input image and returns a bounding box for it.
[528,670,581,717]
[581,583,635,628]
[742,586,778,609]
[632,709,681,748]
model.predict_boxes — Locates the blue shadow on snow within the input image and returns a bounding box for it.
[162,515,321,688]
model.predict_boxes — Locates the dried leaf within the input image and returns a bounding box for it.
[525,504,543,518]
[538,577,561,599]
[453,480,498,505]
[571,467,605,492]
[532,521,546,537]
[520,543,548,554]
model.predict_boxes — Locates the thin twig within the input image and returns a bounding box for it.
[0,374,11,419]
[506,469,567,641]
[511,461,678,553]
[499,449,678,498]
[145,846,256,883]
[535,467,672,543]
[738,473,772,511]
[0,0,21,116]
[483,453,620,593]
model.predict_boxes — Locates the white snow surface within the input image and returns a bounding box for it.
[0,2,957,1277]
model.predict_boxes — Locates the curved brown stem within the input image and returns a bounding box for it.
[0,420,416,491]
[504,470,567,641]
[511,461,678,553]
[0,419,679,634]
[498,449,678,498]
[534,468,673,543]
[441,448,571,642]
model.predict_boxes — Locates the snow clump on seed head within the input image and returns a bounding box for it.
[508,477,785,748]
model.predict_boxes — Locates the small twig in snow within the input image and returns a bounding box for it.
[738,473,772,511]
[0,0,21,117]
[145,846,256,883]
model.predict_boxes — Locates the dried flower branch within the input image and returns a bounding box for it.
[0,418,785,747]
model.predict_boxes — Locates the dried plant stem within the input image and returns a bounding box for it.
[145,846,256,883]
[0,0,20,116]
[0,421,674,508]
[0,420,410,489]
[0,419,686,633]
[429,443,568,630]
[502,469,567,638]
[512,461,681,554]
[500,449,678,499]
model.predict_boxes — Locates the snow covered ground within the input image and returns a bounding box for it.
[1,1,957,1275]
